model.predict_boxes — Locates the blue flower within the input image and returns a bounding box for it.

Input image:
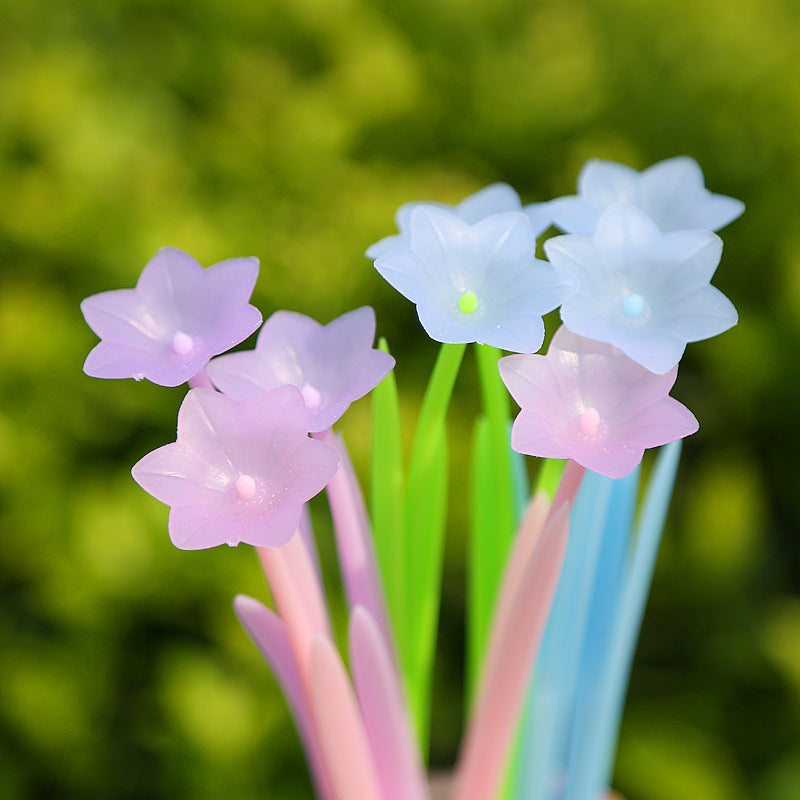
[366,183,554,260]
[549,156,744,236]
[544,203,738,374]
[374,206,575,353]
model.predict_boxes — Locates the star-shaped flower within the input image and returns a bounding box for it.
[544,203,738,374]
[206,307,395,433]
[549,156,744,235]
[498,327,698,478]
[131,387,340,550]
[365,183,554,260]
[373,206,575,353]
[81,247,263,386]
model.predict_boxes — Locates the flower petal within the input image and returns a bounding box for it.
[132,387,339,550]
[81,247,262,386]
[550,155,744,234]
[500,327,698,477]
[135,247,203,312]
[456,182,522,223]
[578,159,640,207]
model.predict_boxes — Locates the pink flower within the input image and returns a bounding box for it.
[131,387,340,549]
[206,307,394,432]
[81,247,262,386]
[498,327,698,478]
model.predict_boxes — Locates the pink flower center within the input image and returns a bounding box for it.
[578,407,601,437]
[234,473,257,501]
[300,382,322,410]
[171,330,195,355]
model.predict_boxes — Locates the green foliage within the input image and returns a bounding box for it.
[466,344,516,708]
[371,341,464,755]
[0,0,798,797]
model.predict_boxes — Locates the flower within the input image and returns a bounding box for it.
[365,183,554,260]
[81,247,262,386]
[206,307,395,433]
[373,206,575,353]
[131,387,340,549]
[549,156,744,235]
[498,326,698,478]
[544,203,738,374]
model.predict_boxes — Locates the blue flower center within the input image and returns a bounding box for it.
[622,293,647,318]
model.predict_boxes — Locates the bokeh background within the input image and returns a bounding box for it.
[1,0,799,798]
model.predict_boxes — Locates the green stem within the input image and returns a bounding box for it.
[403,341,466,755]
[468,344,517,706]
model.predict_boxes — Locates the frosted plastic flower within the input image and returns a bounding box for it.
[365,183,553,259]
[131,387,340,550]
[81,247,262,386]
[549,156,744,235]
[545,203,738,374]
[206,307,394,433]
[498,327,698,478]
[373,206,575,353]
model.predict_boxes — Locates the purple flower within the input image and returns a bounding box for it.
[81,247,263,386]
[498,327,698,478]
[373,206,575,353]
[545,203,738,374]
[366,183,554,260]
[549,156,744,236]
[206,307,394,433]
[131,387,340,550]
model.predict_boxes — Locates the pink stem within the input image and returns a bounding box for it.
[234,595,336,800]
[298,504,323,581]
[256,532,342,797]
[453,462,586,800]
[349,607,430,800]
[475,490,551,699]
[257,532,332,685]
[310,634,387,800]
[550,459,586,521]
[314,428,394,652]
[453,504,572,800]
[187,367,214,390]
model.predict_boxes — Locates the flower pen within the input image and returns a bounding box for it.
[81,155,742,800]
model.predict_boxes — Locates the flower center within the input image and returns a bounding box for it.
[171,330,195,355]
[234,473,257,501]
[578,407,601,437]
[622,293,647,319]
[458,291,479,314]
[300,382,322,410]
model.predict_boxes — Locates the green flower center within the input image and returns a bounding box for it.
[458,291,479,314]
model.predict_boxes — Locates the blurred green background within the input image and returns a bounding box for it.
[1,0,798,798]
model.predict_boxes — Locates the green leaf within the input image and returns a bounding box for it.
[534,457,568,501]
[403,422,449,754]
[467,415,495,706]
